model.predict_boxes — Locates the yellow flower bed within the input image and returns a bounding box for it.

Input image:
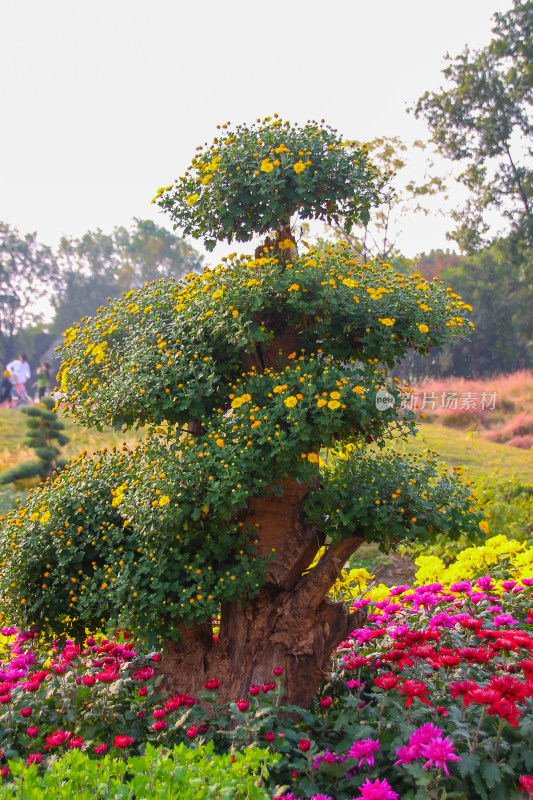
[413,533,531,586]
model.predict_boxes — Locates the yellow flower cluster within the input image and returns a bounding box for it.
[230,393,252,409]
[111,483,128,508]
[413,533,532,586]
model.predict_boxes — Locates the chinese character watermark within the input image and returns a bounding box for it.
[375,389,498,412]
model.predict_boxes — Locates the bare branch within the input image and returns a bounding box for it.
[293,535,365,614]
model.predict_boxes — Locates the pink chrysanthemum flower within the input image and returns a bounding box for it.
[394,743,421,764]
[347,738,380,768]
[353,778,400,799]
[409,722,443,746]
[421,736,462,775]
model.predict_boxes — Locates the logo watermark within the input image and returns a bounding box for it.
[375,389,395,411]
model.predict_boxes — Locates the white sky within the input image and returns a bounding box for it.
[0,0,511,262]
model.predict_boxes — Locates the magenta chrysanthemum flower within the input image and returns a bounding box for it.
[421,736,461,775]
[347,738,380,768]
[353,778,400,800]
[409,722,443,746]
[394,743,421,764]
[493,613,519,626]
[312,749,339,769]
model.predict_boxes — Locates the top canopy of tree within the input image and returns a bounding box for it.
[415,0,533,252]
[153,116,385,250]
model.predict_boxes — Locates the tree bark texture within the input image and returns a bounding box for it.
[157,479,366,707]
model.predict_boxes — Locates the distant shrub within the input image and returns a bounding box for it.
[0,399,69,485]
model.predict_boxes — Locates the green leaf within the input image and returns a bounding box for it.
[481,760,500,789]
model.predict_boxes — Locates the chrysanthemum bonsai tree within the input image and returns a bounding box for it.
[0,117,482,706]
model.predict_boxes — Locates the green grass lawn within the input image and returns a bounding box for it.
[0,408,143,467]
[392,421,533,483]
[1,408,530,482]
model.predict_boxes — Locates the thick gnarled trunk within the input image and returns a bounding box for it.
[157,312,366,707]
[157,480,366,707]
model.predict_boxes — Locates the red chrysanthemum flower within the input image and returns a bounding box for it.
[490,675,531,704]
[519,775,533,796]
[488,698,522,727]
[398,679,432,708]
[463,687,500,707]
[43,729,72,749]
[68,737,83,749]
[374,673,399,690]
[450,680,478,699]
[113,735,134,748]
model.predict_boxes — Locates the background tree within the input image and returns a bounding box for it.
[326,136,446,263]
[0,222,58,364]
[432,244,532,376]
[415,0,533,254]
[51,219,203,336]
[399,245,532,378]
[0,117,481,707]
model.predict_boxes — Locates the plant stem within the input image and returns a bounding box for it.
[470,707,486,754]
[493,717,504,760]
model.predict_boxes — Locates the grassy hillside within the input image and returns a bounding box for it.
[393,422,533,483]
[2,406,531,483]
[0,408,142,469]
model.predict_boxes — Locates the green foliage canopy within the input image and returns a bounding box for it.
[0,118,482,645]
[154,116,385,250]
[0,247,480,642]
[415,0,533,252]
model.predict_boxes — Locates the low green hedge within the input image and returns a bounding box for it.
[1,743,279,799]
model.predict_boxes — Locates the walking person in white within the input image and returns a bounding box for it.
[6,354,31,404]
